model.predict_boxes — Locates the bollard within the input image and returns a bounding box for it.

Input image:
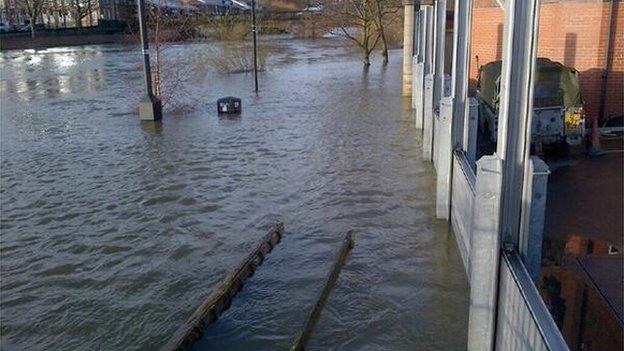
[161,223,284,351]
[290,231,355,351]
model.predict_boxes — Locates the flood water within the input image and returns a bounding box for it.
[0,38,468,350]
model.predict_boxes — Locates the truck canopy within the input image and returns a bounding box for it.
[477,58,582,112]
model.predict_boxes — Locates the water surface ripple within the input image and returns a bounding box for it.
[0,39,468,350]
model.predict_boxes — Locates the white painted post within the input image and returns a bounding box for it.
[519,156,550,283]
[423,74,435,161]
[434,112,439,170]
[412,56,420,109]
[468,155,503,351]
[436,96,454,219]
[414,61,425,129]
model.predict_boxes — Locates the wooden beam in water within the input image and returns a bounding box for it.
[290,230,355,351]
[161,222,284,351]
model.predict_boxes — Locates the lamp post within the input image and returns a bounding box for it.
[137,0,162,121]
[251,0,259,92]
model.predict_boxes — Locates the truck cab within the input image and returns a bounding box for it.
[477,58,585,151]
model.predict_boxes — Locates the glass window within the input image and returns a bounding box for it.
[469,0,505,159]
[531,1,624,349]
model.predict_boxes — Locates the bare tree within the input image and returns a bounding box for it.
[69,0,91,27]
[143,2,208,111]
[323,0,381,66]
[370,0,400,64]
[16,0,47,37]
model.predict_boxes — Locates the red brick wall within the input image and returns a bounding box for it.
[469,0,623,121]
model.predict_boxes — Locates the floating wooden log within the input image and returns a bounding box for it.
[290,230,355,351]
[161,222,284,351]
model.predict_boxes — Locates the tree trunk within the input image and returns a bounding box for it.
[381,38,388,64]
[379,24,388,65]
[362,49,371,66]
[52,0,60,28]
[30,23,35,38]
[87,0,92,26]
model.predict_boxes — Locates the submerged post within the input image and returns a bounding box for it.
[291,231,355,351]
[136,0,162,121]
[251,0,259,92]
[402,0,416,97]
[161,223,284,351]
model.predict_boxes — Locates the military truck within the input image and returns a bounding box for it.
[477,58,586,150]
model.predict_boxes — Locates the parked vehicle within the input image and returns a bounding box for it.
[477,58,586,150]
[0,22,9,32]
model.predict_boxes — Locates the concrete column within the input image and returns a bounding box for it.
[434,112,440,170]
[519,156,550,283]
[402,0,416,97]
[468,155,503,351]
[412,56,420,110]
[422,74,435,161]
[414,61,425,129]
[496,0,541,247]
[436,96,453,219]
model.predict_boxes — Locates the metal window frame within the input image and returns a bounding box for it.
[451,0,472,148]
[501,250,570,351]
[496,0,540,250]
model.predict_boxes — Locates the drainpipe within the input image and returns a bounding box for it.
[590,0,617,155]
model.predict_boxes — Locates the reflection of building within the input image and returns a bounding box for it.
[470,0,623,122]
[542,264,623,351]
[541,235,623,351]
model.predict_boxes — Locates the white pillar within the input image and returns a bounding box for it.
[468,155,503,351]
[412,56,420,110]
[402,0,416,97]
[423,74,435,161]
[436,96,454,219]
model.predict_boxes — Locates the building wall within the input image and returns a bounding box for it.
[470,0,623,121]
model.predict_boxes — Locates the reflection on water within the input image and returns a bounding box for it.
[542,150,624,351]
[540,236,623,351]
[0,39,468,350]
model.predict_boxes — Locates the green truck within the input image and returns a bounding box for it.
[477,58,586,150]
